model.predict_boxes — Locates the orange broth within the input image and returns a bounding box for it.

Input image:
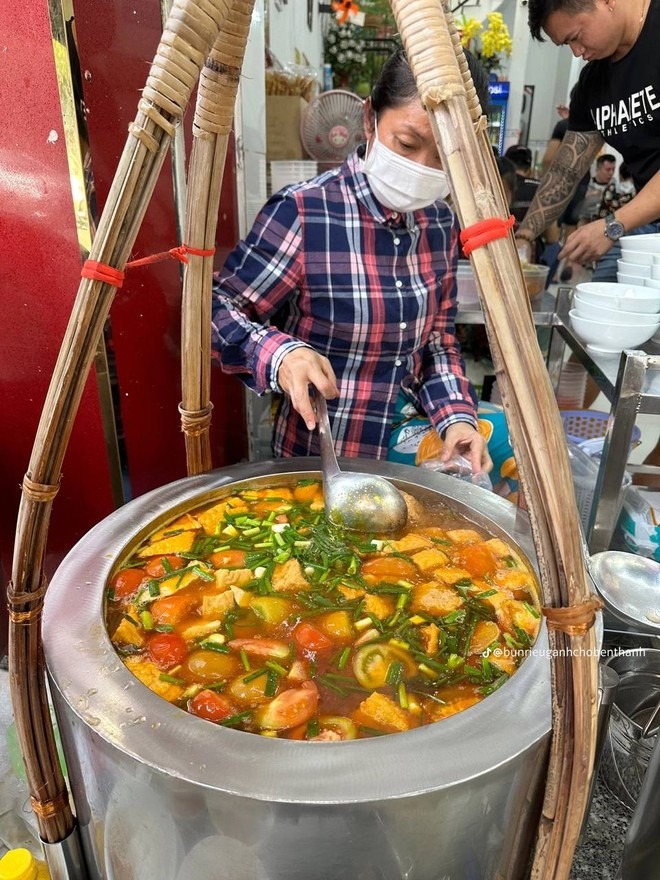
[106,479,541,739]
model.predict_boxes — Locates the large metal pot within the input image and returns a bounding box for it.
[43,459,551,880]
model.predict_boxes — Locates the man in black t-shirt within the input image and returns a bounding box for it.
[516,0,660,281]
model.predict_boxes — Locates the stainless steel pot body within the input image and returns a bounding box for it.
[43,459,552,880]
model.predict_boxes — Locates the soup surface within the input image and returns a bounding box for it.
[106,479,541,739]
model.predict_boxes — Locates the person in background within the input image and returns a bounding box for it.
[616,162,636,199]
[516,0,660,282]
[504,144,560,274]
[496,155,517,209]
[576,153,617,226]
[211,48,492,474]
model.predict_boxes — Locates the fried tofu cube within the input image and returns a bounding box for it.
[353,692,412,733]
[445,529,483,545]
[138,531,196,558]
[363,593,395,620]
[432,566,472,585]
[196,497,248,535]
[484,538,525,570]
[423,694,481,721]
[149,513,201,542]
[337,584,364,601]
[124,657,184,702]
[112,617,145,648]
[271,558,310,592]
[385,534,434,554]
[420,622,440,656]
[215,568,253,590]
[202,590,236,619]
[411,582,463,616]
[412,548,450,572]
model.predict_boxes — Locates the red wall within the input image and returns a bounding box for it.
[0,0,247,654]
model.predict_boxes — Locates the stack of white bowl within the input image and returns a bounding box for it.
[569,281,660,354]
[617,233,660,290]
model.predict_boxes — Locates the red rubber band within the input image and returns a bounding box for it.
[80,244,216,287]
[81,260,125,288]
[459,215,516,256]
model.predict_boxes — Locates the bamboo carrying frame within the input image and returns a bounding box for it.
[9,0,601,877]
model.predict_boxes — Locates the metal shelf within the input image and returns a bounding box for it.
[553,286,660,553]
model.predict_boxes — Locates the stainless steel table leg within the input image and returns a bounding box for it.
[587,351,647,553]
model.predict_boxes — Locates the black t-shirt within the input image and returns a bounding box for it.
[511,175,540,225]
[551,118,568,141]
[569,0,660,191]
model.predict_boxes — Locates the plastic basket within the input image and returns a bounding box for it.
[560,410,642,447]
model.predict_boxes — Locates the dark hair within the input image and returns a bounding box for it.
[497,156,517,203]
[619,162,632,181]
[504,144,533,170]
[596,153,616,166]
[371,46,490,120]
[528,0,595,41]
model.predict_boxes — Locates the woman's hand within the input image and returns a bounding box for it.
[440,423,492,475]
[277,348,339,430]
[559,219,613,266]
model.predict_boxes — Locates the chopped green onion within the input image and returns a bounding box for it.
[243,667,268,684]
[337,646,351,670]
[265,660,288,676]
[240,649,251,671]
[398,681,408,709]
[523,601,540,619]
[386,661,404,687]
[264,670,279,697]
[159,673,185,685]
[306,718,320,738]
[139,610,154,631]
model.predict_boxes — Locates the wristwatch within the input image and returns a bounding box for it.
[604,212,625,242]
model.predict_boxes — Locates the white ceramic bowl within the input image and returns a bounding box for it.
[645,277,660,291]
[618,233,660,253]
[618,249,658,267]
[573,294,656,324]
[569,309,659,353]
[617,272,643,285]
[575,281,660,313]
[617,259,651,278]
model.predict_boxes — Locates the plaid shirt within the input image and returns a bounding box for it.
[211,150,477,459]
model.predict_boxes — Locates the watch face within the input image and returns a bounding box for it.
[606,219,625,241]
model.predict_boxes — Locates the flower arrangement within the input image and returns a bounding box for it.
[323,20,367,89]
[459,12,513,74]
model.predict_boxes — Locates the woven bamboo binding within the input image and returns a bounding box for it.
[391,1,600,876]
[10,0,599,876]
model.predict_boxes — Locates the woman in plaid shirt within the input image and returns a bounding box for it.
[212,49,491,474]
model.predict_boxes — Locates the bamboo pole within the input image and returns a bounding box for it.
[180,0,256,475]
[389,1,601,876]
[9,0,235,846]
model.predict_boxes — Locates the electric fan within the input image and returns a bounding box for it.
[300,89,365,165]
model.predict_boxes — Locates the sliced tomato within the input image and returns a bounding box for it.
[151,592,199,626]
[360,556,418,583]
[352,643,417,689]
[147,632,188,669]
[453,544,498,579]
[208,549,247,569]
[144,555,186,578]
[188,689,235,723]
[254,681,319,731]
[293,622,333,653]
[110,568,148,601]
[228,638,291,659]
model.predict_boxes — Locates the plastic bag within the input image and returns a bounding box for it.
[419,452,493,492]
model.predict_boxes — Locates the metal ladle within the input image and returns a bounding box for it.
[315,395,408,533]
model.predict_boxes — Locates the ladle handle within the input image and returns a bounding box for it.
[315,394,341,480]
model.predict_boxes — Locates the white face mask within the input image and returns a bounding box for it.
[362,123,451,212]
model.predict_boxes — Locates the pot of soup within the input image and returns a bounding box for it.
[43,459,551,880]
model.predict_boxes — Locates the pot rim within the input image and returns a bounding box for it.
[44,458,551,804]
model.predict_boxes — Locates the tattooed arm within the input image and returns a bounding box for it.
[517,130,602,243]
